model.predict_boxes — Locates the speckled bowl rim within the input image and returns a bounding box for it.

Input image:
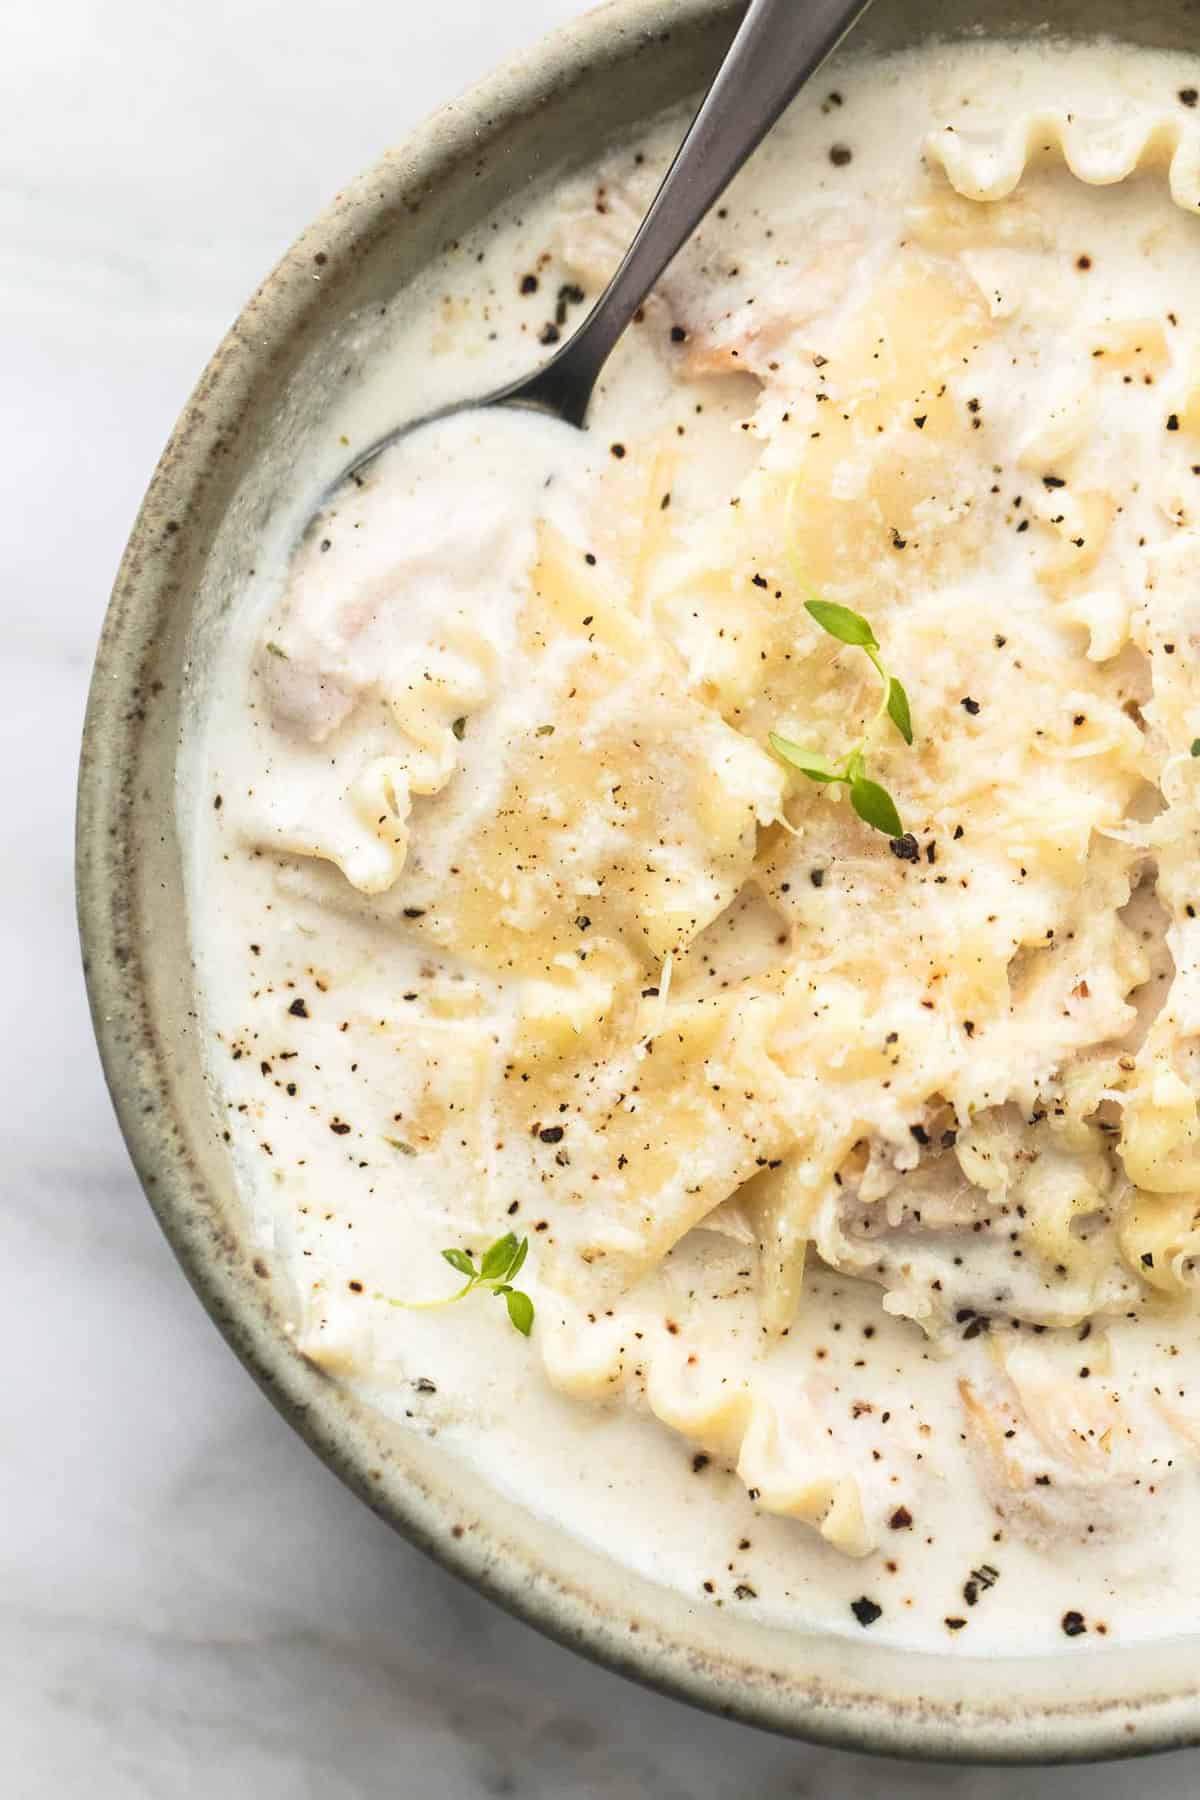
[78,0,1200,1764]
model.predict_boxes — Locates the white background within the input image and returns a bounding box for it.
[6,0,1200,1791]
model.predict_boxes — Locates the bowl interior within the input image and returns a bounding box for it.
[78,0,1200,1761]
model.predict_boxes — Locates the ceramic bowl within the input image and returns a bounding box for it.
[77,0,1200,1761]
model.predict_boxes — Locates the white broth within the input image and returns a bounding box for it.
[183,37,1200,1652]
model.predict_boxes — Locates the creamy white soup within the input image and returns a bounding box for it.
[184,37,1200,1651]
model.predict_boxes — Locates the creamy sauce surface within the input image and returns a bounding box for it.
[183,37,1200,1653]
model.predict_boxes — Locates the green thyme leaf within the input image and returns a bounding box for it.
[397,1237,535,1335]
[480,1233,520,1281]
[451,716,466,740]
[265,641,289,660]
[383,1136,417,1156]
[506,1289,535,1336]
[1192,739,1200,757]
[886,677,914,746]
[768,735,841,783]
[804,599,878,649]
[769,591,916,843]
[850,776,904,838]
[506,1237,529,1281]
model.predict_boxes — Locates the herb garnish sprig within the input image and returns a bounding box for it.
[769,599,913,838]
[382,1231,534,1336]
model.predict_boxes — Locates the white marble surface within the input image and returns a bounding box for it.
[8,0,1200,1790]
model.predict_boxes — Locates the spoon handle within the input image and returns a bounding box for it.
[521,0,874,424]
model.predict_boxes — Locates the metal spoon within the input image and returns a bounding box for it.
[340,0,873,487]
